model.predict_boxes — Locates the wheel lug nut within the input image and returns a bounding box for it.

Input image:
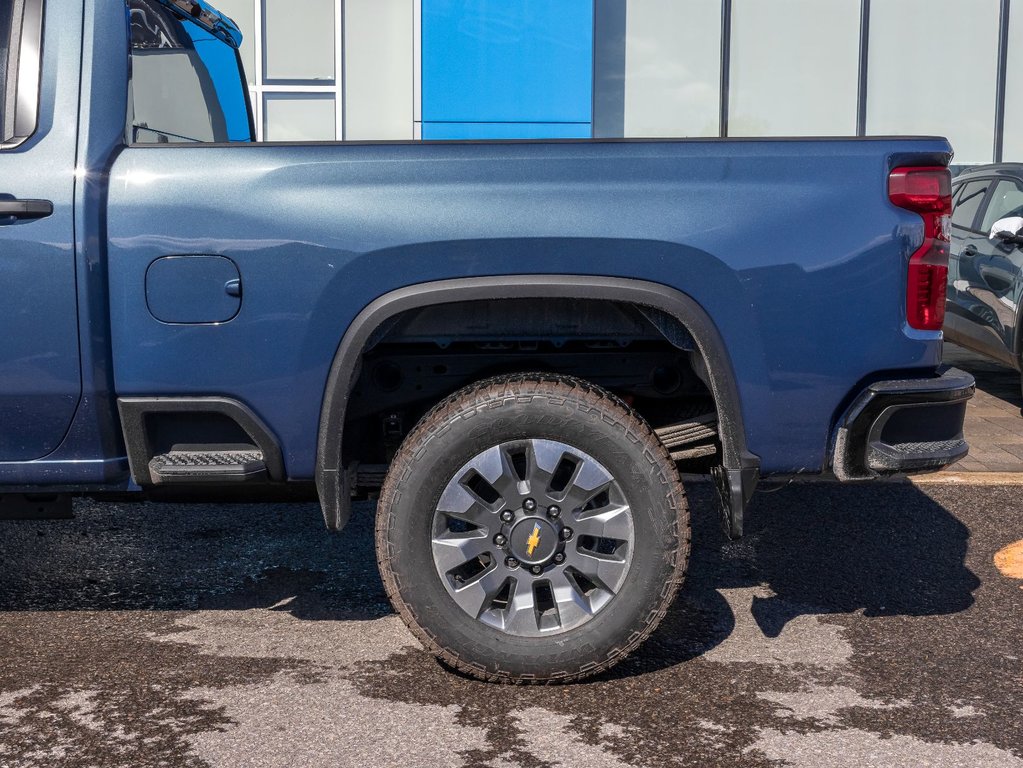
[547,505,561,519]
[560,527,573,541]
[500,510,514,523]
[523,498,537,512]
[506,557,519,569]
[494,534,507,546]
[554,552,565,564]
[530,565,543,575]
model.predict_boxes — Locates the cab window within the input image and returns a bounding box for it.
[0,1,16,143]
[1,0,43,149]
[128,0,252,144]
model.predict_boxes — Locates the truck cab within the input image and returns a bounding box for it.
[0,0,251,476]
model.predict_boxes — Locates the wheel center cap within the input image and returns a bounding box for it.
[509,516,558,565]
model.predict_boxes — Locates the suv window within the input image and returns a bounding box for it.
[128,0,251,144]
[979,179,1023,233]
[951,180,990,232]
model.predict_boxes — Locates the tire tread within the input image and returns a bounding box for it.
[375,373,690,684]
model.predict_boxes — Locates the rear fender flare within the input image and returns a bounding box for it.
[315,275,759,531]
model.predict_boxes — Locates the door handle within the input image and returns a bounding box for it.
[978,260,1013,293]
[0,199,53,222]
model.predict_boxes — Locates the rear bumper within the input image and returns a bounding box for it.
[832,367,975,481]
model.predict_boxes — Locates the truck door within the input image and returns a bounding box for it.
[969,178,1023,353]
[0,0,82,460]
[948,179,993,338]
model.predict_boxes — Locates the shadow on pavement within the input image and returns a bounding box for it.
[0,499,389,620]
[0,482,981,675]
[604,480,981,678]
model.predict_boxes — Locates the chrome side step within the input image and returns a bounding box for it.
[149,450,267,484]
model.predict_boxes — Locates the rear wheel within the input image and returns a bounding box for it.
[375,373,689,683]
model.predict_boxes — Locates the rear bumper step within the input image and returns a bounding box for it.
[149,450,267,484]
[832,367,975,481]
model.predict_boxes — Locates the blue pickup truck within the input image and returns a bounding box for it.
[0,0,975,682]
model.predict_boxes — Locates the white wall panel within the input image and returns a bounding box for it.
[624,0,721,138]
[729,0,859,137]
[264,95,335,140]
[264,0,335,81]
[344,0,414,140]
[868,0,1000,164]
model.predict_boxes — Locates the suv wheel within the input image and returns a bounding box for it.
[375,374,689,683]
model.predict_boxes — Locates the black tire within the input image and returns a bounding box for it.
[375,373,690,683]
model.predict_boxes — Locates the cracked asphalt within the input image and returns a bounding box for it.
[0,481,1021,767]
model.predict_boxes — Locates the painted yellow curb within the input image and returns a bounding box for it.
[995,540,1023,586]
[910,472,1023,486]
[678,472,1023,486]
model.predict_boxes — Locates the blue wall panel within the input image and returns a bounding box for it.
[422,122,592,140]
[422,0,594,138]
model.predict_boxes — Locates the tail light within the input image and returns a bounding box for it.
[888,166,952,331]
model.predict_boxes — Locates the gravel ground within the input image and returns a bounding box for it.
[0,481,1021,767]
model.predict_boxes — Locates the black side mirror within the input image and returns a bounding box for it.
[989,216,1023,247]
[993,229,1023,247]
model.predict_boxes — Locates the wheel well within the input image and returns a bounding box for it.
[342,297,716,469]
[316,276,757,532]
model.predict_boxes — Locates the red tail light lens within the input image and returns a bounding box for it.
[888,166,952,331]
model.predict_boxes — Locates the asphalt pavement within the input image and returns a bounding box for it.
[0,481,1021,767]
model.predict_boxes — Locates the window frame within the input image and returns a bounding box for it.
[951,177,995,235]
[0,0,44,151]
[126,0,255,146]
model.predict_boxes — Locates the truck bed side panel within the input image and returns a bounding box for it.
[105,138,948,477]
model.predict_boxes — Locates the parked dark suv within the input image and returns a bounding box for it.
[946,164,1023,395]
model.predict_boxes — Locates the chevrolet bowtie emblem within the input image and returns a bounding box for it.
[526,523,542,557]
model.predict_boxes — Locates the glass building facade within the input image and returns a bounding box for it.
[214,0,1021,166]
